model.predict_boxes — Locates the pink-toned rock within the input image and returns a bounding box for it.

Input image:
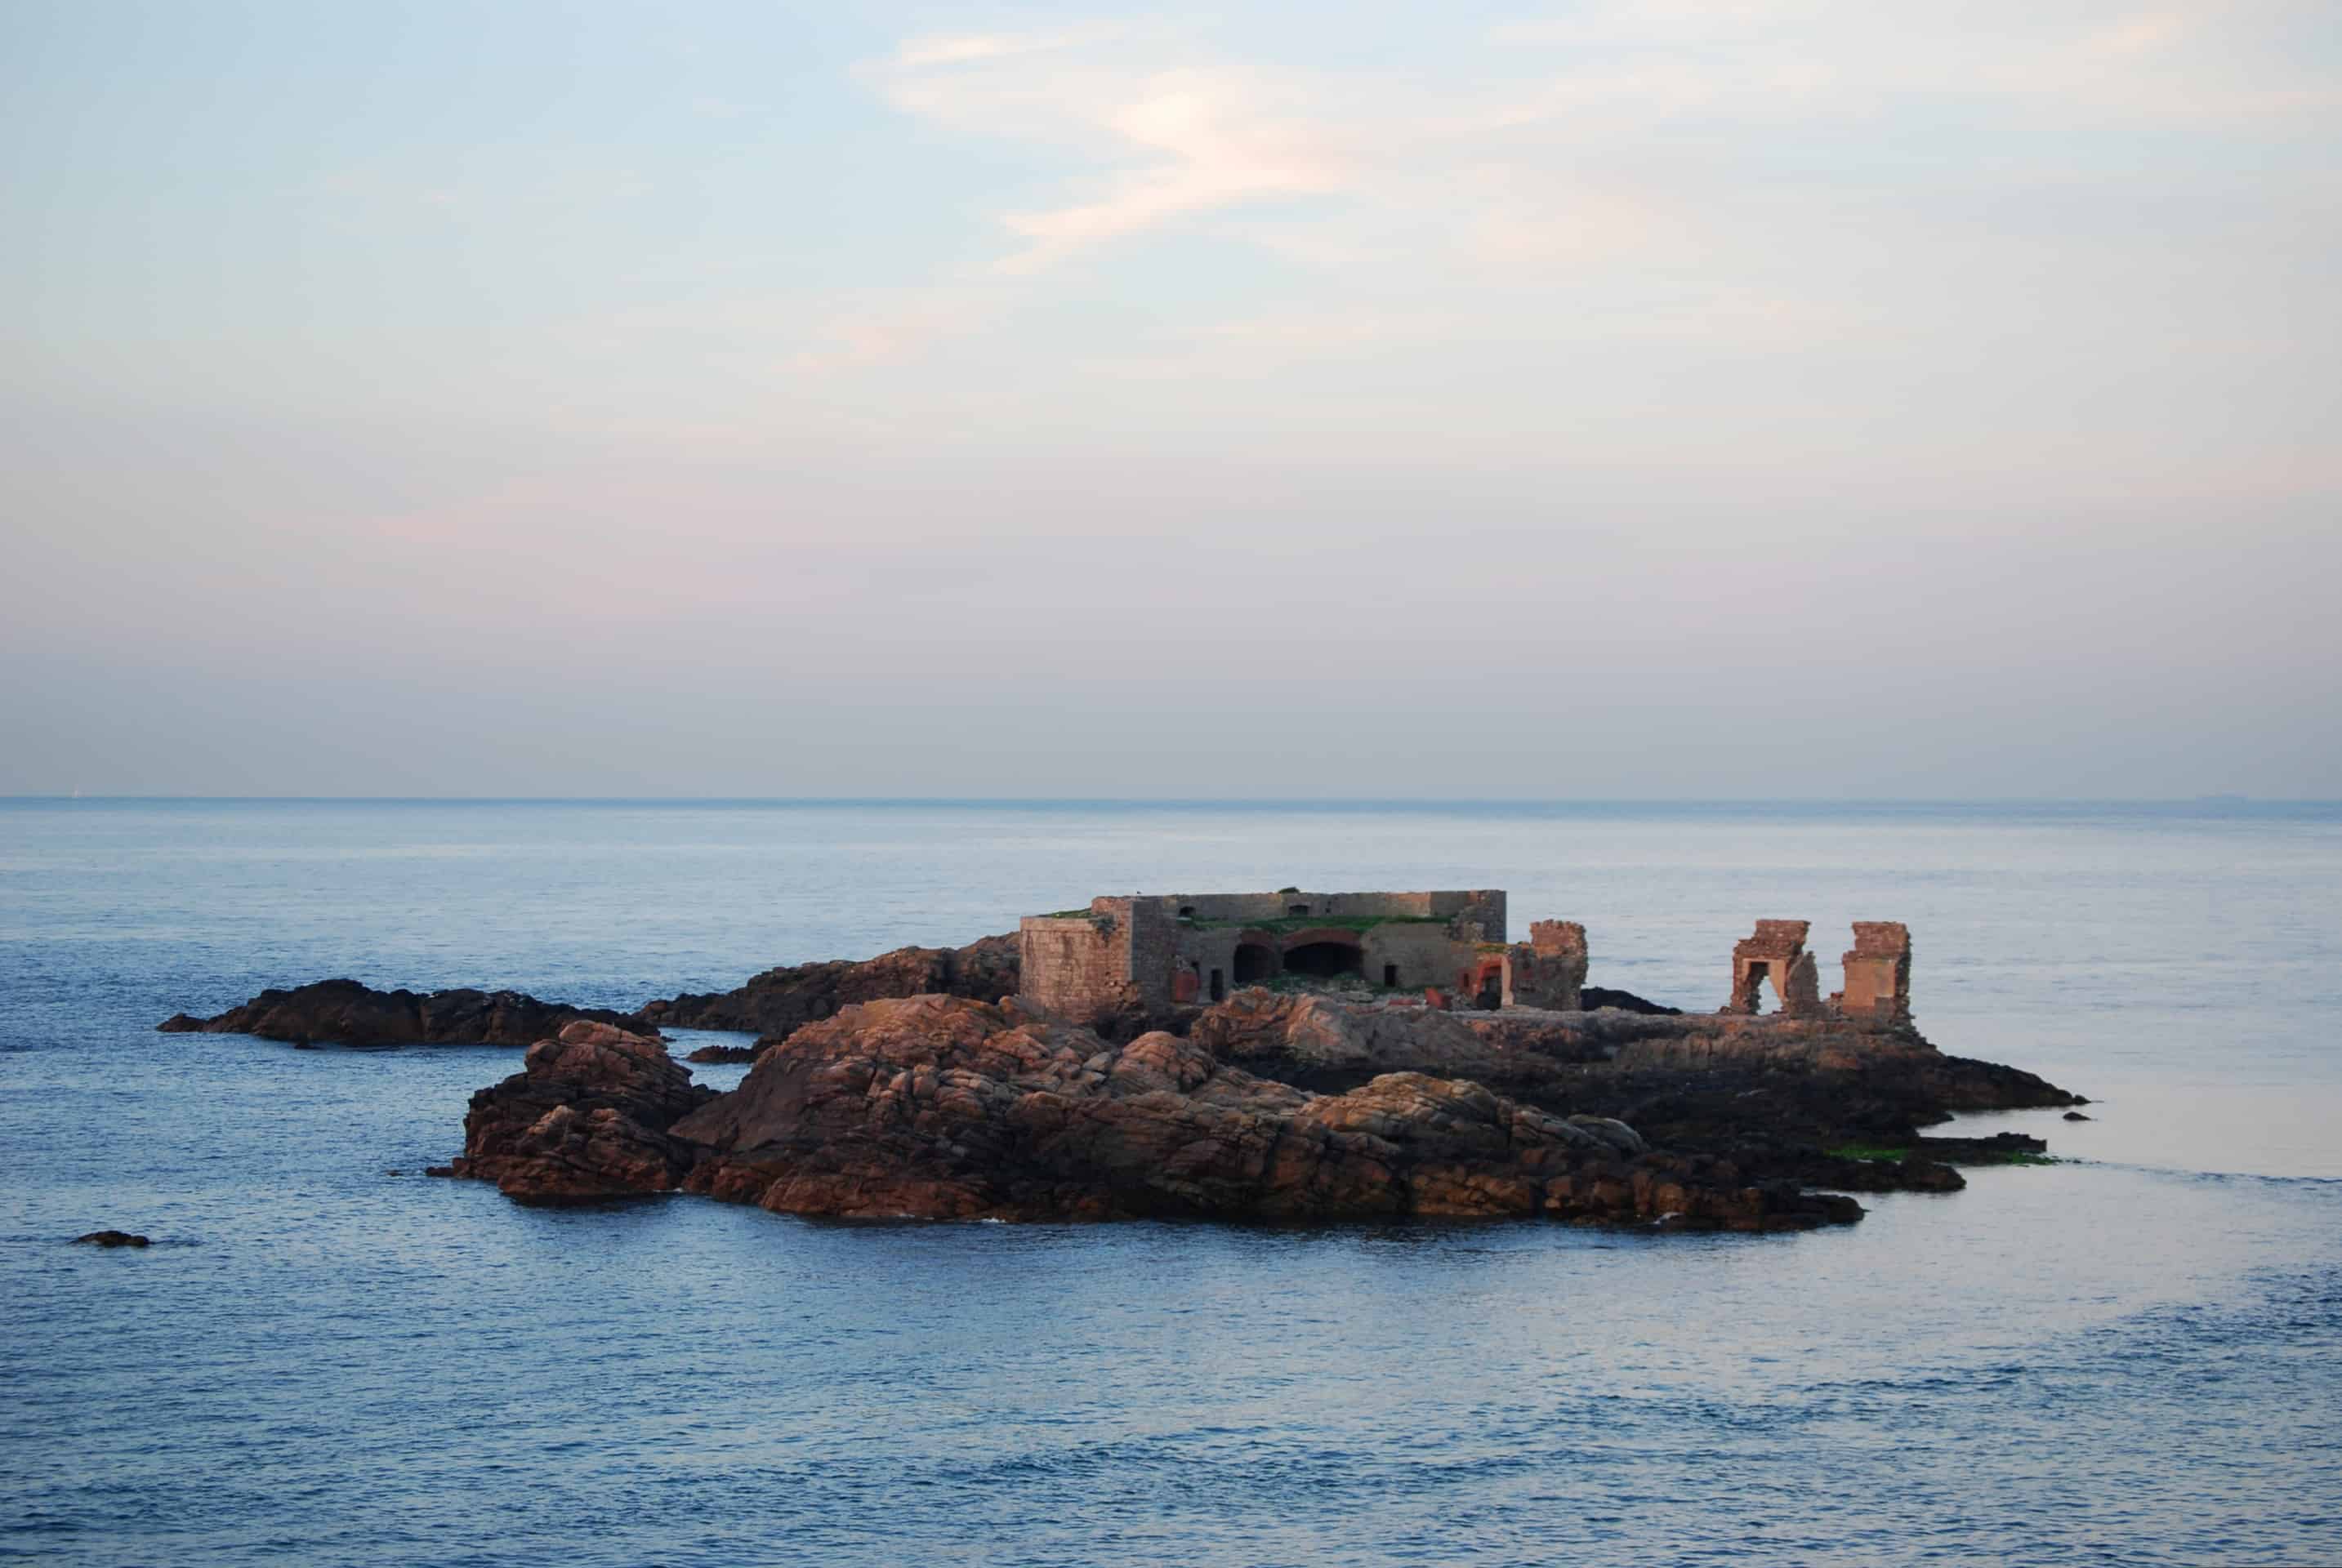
[661,996,1853,1228]
[636,935,1019,1040]
[439,1021,715,1203]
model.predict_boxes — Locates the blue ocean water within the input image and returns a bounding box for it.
[2,799,2338,1566]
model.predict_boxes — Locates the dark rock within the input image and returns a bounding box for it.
[685,1043,761,1064]
[158,978,648,1049]
[1177,989,2076,1196]
[434,965,2085,1228]
[470,994,1861,1229]
[1578,987,1684,1015]
[73,1230,149,1247]
[444,1022,716,1203]
[1912,1131,2048,1160]
[640,936,1019,1041]
[2063,1110,2093,1121]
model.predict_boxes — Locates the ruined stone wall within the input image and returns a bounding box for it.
[1122,898,1177,1010]
[1165,921,1481,994]
[1837,921,1912,1024]
[1444,891,1508,944]
[1360,924,1481,989]
[1726,920,1823,1018]
[1528,920,1587,960]
[1508,920,1589,1008]
[1017,914,1126,1019]
[1133,889,1505,933]
[1019,899,1179,1019]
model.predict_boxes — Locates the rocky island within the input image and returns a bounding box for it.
[393,889,2080,1229]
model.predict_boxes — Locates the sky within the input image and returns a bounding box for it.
[2,0,2335,798]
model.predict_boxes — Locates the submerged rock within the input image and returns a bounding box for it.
[158,978,646,1049]
[72,1230,150,1247]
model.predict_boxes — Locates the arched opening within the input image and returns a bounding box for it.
[1233,942,1278,983]
[1474,961,1504,1009]
[1283,939,1364,979]
[1742,962,1780,1014]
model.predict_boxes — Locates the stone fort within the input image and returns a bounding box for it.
[1019,890,1912,1027]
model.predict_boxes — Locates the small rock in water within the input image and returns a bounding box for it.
[2063,1110,2093,1121]
[73,1230,150,1248]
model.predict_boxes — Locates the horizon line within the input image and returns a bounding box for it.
[4,794,2335,808]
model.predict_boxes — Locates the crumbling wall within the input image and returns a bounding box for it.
[1443,891,1508,944]
[1503,920,1588,1009]
[1358,924,1480,989]
[1138,889,1506,934]
[1836,921,1912,1025]
[1121,898,1177,1009]
[1725,920,1823,1018]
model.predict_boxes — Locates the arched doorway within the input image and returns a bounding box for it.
[1283,938,1364,979]
[1233,941,1278,983]
[1737,961,1781,1014]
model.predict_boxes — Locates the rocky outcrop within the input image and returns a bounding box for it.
[459,995,1854,1229]
[1578,987,1682,1015]
[435,982,2078,1226]
[637,935,1019,1040]
[436,1022,715,1202]
[1173,989,2077,1194]
[158,978,646,1049]
[685,1043,760,1064]
[1191,990,1540,1090]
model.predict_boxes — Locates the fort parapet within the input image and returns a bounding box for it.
[1019,889,1548,1019]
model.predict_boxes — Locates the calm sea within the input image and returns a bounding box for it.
[3,800,2339,1566]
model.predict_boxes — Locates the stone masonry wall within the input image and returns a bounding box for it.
[1507,920,1589,1008]
[1837,921,1912,1023]
[1018,910,1127,1020]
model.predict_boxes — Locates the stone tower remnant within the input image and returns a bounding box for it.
[1834,921,1912,1024]
[1726,920,1821,1018]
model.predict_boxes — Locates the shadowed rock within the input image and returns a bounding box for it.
[444,995,1858,1229]
[1178,988,2077,1195]
[438,1021,716,1203]
[73,1230,150,1247]
[158,978,646,1049]
[638,935,1020,1042]
[1577,987,1682,1015]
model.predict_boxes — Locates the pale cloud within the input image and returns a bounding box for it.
[994,70,1354,273]
[871,35,1363,274]
[856,1,2334,310]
